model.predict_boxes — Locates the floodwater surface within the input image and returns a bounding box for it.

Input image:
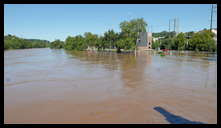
[4,48,217,124]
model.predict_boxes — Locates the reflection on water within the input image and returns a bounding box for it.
[119,52,152,89]
[4,48,217,124]
[64,50,153,89]
[64,50,216,89]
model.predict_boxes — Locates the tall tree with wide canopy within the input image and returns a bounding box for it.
[103,29,119,49]
[116,18,147,52]
[120,18,147,40]
[84,32,98,48]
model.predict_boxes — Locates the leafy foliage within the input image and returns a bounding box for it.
[188,30,216,52]
[84,32,98,48]
[50,40,64,49]
[117,18,147,52]
[5,18,216,53]
[152,40,160,50]
[153,29,216,52]
[116,37,135,52]
[103,29,119,49]
[120,18,147,40]
[152,31,176,38]
[4,35,50,50]
[64,35,87,50]
[160,38,173,50]
[173,33,186,50]
[62,18,147,52]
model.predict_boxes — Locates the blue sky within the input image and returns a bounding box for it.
[4,4,217,41]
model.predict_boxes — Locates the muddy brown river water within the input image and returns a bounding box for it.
[4,48,217,124]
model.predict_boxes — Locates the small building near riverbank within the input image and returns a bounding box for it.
[153,36,164,42]
[211,28,217,43]
[136,32,152,51]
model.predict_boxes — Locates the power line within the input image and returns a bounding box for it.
[151,25,153,33]
[175,17,179,35]
[169,19,171,33]
[209,4,217,30]
[210,4,213,31]
[177,18,179,34]
[174,18,176,33]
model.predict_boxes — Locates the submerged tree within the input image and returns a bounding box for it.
[84,32,98,49]
[64,35,87,51]
[103,29,119,49]
[118,18,147,52]
[116,37,135,53]
[173,33,186,50]
[50,40,64,49]
[152,40,161,50]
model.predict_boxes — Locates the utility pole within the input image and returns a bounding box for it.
[173,17,179,36]
[169,18,179,37]
[169,20,171,36]
[151,25,153,33]
[169,19,171,32]
[173,18,176,36]
[210,4,214,31]
[174,18,176,33]
[177,18,179,35]
[169,19,171,38]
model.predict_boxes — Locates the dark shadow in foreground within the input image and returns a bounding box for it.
[154,106,205,124]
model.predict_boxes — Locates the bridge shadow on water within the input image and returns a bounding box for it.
[153,107,205,124]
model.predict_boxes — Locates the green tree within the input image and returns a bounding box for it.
[174,33,186,50]
[84,32,98,49]
[95,36,104,51]
[64,35,87,51]
[153,31,176,38]
[160,38,173,50]
[50,40,64,49]
[152,40,160,50]
[74,35,87,50]
[120,18,147,40]
[189,30,216,52]
[4,35,49,50]
[116,37,135,53]
[95,36,109,51]
[185,31,194,38]
[64,36,75,50]
[103,29,119,49]
[119,18,147,52]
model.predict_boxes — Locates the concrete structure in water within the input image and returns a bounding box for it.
[136,32,152,51]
